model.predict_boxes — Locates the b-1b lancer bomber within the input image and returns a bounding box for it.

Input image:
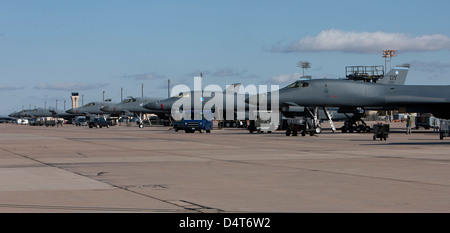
[249,64,411,134]
[100,96,165,128]
[10,107,77,120]
[66,99,117,116]
[248,75,450,124]
[143,83,250,123]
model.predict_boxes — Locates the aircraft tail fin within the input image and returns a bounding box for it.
[379,64,410,85]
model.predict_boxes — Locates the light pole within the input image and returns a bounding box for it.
[382,49,397,73]
[297,61,311,77]
[382,49,397,122]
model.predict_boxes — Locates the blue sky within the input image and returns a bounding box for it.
[2,0,450,114]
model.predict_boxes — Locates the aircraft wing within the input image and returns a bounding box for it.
[385,95,447,105]
[282,102,301,106]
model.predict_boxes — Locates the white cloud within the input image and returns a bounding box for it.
[121,72,166,81]
[271,29,450,53]
[0,85,23,91]
[34,82,108,91]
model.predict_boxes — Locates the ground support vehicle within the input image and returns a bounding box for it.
[340,108,371,133]
[173,110,213,133]
[172,119,185,132]
[373,123,390,141]
[220,120,247,128]
[248,118,277,134]
[415,115,439,130]
[89,118,111,128]
[74,116,87,126]
[440,120,450,140]
[284,117,317,136]
[248,111,278,134]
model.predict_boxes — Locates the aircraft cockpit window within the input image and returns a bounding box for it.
[175,92,191,98]
[286,81,309,88]
[124,98,136,103]
[286,82,300,88]
[87,103,95,106]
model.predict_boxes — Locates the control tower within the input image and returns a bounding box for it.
[71,92,79,109]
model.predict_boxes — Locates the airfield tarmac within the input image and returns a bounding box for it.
[0,122,449,213]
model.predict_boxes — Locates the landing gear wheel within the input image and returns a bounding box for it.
[285,130,291,136]
[315,127,322,134]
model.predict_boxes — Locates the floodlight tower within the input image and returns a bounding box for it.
[168,79,170,98]
[382,49,397,122]
[382,49,397,73]
[297,61,311,77]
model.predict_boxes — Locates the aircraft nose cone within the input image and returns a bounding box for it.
[101,105,111,112]
[66,109,75,114]
[144,102,160,110]
[246,93,273,107]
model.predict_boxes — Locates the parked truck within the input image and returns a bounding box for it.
[89,117,111,128]
[173,110,213,133]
